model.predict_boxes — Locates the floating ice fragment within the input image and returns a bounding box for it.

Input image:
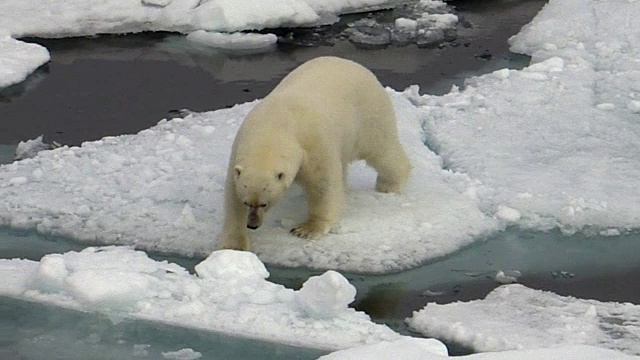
[345,23,391,48]
[161,348,202,360]
[395,18,418,31]
[133,344,151,357]
[495,270,520,284]
[186,30,277,51]
[421,289,446,297]
[296,270,356,318]
[14,135,62,160]
[600,228,621,236]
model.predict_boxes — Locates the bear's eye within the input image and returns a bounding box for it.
[277,172,285,180]
[259,203,267,208]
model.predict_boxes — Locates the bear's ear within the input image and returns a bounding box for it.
[234,166,243,177]
[277,172,285,181]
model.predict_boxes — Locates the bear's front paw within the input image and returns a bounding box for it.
[375,178,404,194]
[290,220,330,239]
[221,233,250,251]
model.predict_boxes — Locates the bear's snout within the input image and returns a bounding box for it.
[247,207,264,229]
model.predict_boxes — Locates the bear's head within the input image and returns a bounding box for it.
[233,149,303,229]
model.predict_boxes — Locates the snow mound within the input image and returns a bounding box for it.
[0,246,407,350]
[0,36,49,89]
[296,270,356,318]
[194,249,269,281]
[407,284,640,356]
[0,92,497,273]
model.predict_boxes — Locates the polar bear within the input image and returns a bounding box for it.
[220,56,411,250]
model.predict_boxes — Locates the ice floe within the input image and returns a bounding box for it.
[407,284,640,355]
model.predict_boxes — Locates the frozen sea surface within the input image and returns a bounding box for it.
[407,284,640,355]
[0,92,498,274]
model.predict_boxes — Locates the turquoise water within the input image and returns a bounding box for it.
[1,297,327,360]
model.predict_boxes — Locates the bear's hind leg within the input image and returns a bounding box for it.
[367,145,411,194]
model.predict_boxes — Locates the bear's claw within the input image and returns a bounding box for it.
[290,221,330,239]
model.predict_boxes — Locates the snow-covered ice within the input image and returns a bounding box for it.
[0,246,407,350]
[0,35,49,89]
[407,284,640,355]
[406,0,640,235]
[0,92,497,273]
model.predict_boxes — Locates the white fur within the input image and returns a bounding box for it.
[220,56,411,250]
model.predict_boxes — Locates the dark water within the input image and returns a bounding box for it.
[0,0,545,146]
